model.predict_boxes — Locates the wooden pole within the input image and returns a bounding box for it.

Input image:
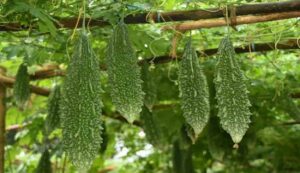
[0,75,50,96]
[21,39,300,81]
[144,39,300,64]
[0,66,7,173]
[0,1,300,31]
[162,11,300,31]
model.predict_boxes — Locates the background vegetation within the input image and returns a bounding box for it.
[0,0,300,172]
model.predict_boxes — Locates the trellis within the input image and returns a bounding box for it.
[1,1,299,31]
[0,0,300,172]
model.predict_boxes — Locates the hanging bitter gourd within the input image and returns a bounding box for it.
[172,140,183,173]
[214,36,251,145]
[140,62,160,147]
[207,117,226,161]
[13,63,30,108]
[141,62,157,110]
[45,85,61,136]
[60,32,103,171]
[140,105,163,148]
[276,90,300,120]
[178,39,210,141]
[172,140,195,173]
[35,149,52,173]
[106,21,144,123]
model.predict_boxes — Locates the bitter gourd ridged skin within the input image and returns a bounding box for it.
[45,85,61,136]
[214,36,251,144]
[61,32,103,171]
[141,62,157,110]
[13,63,30,108]
[178,40,210,141]
[100,122,108,154]
[140,106,162,148]
[35,149,52,173]
[106,22,144,123]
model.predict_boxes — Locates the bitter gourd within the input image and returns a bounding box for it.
[178,39,210,141]
[45,85,61,136]
[141,62,157,110]
[35,149,52,173]
[172,140,195,173]
[276,90,300,120]
[13,63,30,108]
[140,105,162,148]
[172,140,183,173]
[61,32,103,171]
[207,117,226,161]
[106,21,144,123]
[214,36,251,145]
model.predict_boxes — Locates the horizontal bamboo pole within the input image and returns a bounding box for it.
[162,11,300,31]
[29,65,65,80]
[26,39,300,80]
[145,39,300,64]
[0,1,299,31]
[0,74,50,96]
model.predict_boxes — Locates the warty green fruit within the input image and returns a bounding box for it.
[214,36,251,145]
[106,22,144,123]
[61,32,103,171]
[178,39,210,142]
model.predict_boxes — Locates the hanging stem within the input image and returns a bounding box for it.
[61,153,67,173]
[70,8,83,40]
[82,0,86,32]
[225,5,230,36]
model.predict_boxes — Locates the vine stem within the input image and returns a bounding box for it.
[62,153,67,173]
[82,0,86,32]
[225,5,230,37]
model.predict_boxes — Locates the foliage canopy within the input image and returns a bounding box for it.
[0,0,300,173]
